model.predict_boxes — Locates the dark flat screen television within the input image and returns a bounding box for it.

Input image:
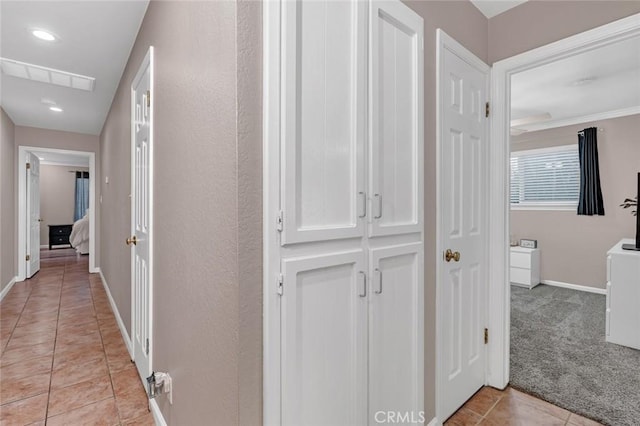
[622,172,640,251]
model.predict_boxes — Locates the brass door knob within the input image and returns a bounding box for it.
[126,236,137,246]
[445,249,461,262]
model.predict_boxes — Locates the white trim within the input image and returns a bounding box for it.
[540,280,607,295]
[511,205,577,211]
[40,160,90,168]
[149,398,167,426]
[17,146,97,281]
[427,417,439,426]
[263,1,281,423]
[40,244,48,249]
[98,268,133,357]
[0,277,17,301]
[517,105,640,133]
[489,12,640,390]
[511,144,577,156]
[435,28,491,423]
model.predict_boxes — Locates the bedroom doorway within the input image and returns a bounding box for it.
[17,146,96,282]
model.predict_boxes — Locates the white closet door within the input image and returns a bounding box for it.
[369,243,423,423]
[281,0,367,245]
[281,251,367,426]
[369,0,423,237]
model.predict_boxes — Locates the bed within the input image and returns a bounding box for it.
[69,210,90,255]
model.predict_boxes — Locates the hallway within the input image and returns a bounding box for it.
[0,249,153,425]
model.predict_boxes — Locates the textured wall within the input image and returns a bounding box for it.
[99,1,251,424]
[1,108,16,290]
[511,115,640,289]
[14,126,100,267]
[403,1,489,419]
[488,0,640,63]
[237,1,263,425]
[39,165,89,246]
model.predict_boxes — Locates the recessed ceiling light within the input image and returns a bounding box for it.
[49,106,63,112]
[32,30,56,41]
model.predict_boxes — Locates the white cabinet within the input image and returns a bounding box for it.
[510,246,540,289]
[606,239,640,350]
[267,1,424,424]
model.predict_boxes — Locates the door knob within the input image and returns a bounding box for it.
[445,249,461,262]
[126,236,137,246]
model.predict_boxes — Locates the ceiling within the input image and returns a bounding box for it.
[0,1,149,135]
[470,0,529,19]
[511,35,640,133]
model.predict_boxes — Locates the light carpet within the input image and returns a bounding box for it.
[510,284,640,426]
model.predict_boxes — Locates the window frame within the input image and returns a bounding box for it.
[510,144,580,211]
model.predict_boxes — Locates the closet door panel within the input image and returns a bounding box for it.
[281,0,367,245]
[281,251,367,426]
[370,1,423,237]
[369,243,424,422]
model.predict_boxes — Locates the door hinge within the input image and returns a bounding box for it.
[484,328,489,344]
[146,90,150,108]
[277,273,284,296]
[485,102,490,118]
[26,162,31,170]
[26,254,30,261]
[146,338,149,355]
[276,210,283,232]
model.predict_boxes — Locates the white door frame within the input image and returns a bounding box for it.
[435,29,490,423]
[17,146,97,281]
[262,1,282,424]
[487,12,640,389]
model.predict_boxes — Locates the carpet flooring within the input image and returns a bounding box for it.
[510,284,640,426]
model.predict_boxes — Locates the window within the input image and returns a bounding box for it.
[510,145,580,209]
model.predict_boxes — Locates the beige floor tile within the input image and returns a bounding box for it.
[0,392,48,425]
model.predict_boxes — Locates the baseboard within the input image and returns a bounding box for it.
[150,399,167,426]
[97,268,134,357]
[40,244,48,249]
[427,417,439,426]
[541,280,606,295]
[0,276,18,301]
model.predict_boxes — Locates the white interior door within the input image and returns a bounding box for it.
[280,0,367,245]
[281,251,367,426]
[369,242,423,423]
[131,47,154,384]
[369,0,423,237]
[26,153,41,278]
[437,31,490,421]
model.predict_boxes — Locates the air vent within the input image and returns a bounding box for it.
[0,57,95,92]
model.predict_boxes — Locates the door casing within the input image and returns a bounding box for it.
[17,146,97,282]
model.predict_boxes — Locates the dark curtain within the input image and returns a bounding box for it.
[577,127,605,215]
[74,171,90,221]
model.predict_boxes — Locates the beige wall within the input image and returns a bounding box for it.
[488,0,640,63]
[511,115,640,289]
[15,126,100,266]
[402,1,488,418]
[1,108,16,290]
[100,1,262,424]
[39,165,89,246]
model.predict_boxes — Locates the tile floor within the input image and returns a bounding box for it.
[445,386,603,426]
[0,249,154,425]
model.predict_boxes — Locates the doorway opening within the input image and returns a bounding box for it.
[489,11,640,425]
[17,146,97,282]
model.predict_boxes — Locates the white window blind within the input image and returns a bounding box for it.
[510,145,580,208]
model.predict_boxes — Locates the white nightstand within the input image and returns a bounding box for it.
[510,246,540,289]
